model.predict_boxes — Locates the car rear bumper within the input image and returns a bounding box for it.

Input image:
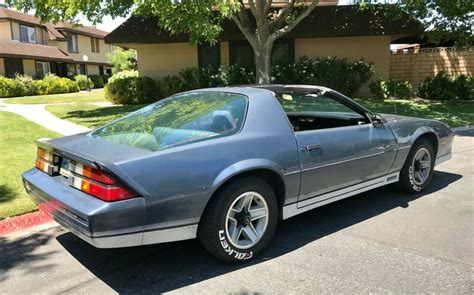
[22,168,146,248]
[22,168,198,248]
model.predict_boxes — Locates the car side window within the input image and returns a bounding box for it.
[275,92,369,132]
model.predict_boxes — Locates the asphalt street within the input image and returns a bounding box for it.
[1,130,473,294]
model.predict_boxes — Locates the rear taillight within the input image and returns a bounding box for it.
[36,148,59,175]
[70,162,136,202]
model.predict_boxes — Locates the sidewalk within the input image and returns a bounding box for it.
[0,100,91,135]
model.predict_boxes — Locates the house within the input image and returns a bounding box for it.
[0,5,114,78]
[105,4,422,94]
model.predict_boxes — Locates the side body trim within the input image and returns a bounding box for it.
[282,172,400,219]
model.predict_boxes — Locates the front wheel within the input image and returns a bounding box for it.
[399,138,435,193]
[198,177,278,263]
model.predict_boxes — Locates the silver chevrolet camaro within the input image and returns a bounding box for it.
[22,85,453,263]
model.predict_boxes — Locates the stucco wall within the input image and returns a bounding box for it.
[87,64,100,75]
[220,41,230,66]
[131,36,390,95]
[11,21,20,41]
[0,21,11,41]
[390,47,474,87]
[48,35,110,64]
[136,43,198,78]
[23,59,36,76]
[295,36,390,95]
[0,58,5,76]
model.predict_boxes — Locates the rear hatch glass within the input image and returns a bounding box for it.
[90,91,248,151]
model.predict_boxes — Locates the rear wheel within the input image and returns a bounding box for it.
[399,138,435,193]
[198,177,278,263]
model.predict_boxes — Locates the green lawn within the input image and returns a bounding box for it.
[46,103,145,129]
[3,89,107,104]
[356,99,474,127]
[0,111,60,220]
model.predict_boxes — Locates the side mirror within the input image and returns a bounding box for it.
[369,113,384,127]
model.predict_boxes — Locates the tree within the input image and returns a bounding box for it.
[6,0,320,83]
[358,0,473,46]
[6,0,473,83]
[107,48,137,74]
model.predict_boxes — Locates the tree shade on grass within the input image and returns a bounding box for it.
[3,90,107,105]
[355,99,474,128]
[0,112,60,219]
[46,104,145,129]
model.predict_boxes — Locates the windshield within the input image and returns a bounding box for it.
[90,91,248,151]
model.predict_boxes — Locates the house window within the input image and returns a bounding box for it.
[229,41,254,69]
[91,37,100,53]
[229,39,295,68]
[198,42,220,69]
[272,39,295,66]
[67,34,79,53]
[67,64,77,77]
[35,61,51,78]
[79,64,86,75]
[20,25,36,44]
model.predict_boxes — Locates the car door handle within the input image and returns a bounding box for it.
[305,143,321,151]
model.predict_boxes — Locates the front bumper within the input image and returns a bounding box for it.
[22,168,146,248]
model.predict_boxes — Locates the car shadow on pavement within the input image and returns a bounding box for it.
[55,170,461,293]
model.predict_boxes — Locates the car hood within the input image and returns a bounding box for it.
[381,113,425,123]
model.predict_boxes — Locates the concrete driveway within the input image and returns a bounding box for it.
[1,131,472,294]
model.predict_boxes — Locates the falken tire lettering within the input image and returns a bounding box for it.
[218,230,253,260]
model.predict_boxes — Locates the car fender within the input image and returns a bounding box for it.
[411,126,439,146]
[210,158,285,196]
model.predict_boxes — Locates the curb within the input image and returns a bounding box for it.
[452,125,474,133]
[0,210,52,237]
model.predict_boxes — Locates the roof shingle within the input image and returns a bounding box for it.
[0,41,72,61]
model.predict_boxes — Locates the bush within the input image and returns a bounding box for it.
[369,78,413,100]
[105,70,159,105]
[0,76,27,97]
[88,75,104,88]
[218,65,255,86]
[15,74,37,95]
[271,56,373,96]
[74,74,95,90]
[36,74,79,95]
[418,72,473,100]
[159,75,184,98]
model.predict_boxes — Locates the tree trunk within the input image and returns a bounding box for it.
[254,41,273,84]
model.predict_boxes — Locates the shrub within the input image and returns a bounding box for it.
[159,75,184,97]
[36,74,79,95]
[369,78,413,100]
[88,75,104,88]
[74,74,95,90]
[218,65,255,86]
[105,70,159,105]
[15,74,37,96]
[271,56,373,96]
[418,72,473,100]
[0,76,27,97]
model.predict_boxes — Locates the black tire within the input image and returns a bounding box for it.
[398,138,435,194]
[198,176,278,263]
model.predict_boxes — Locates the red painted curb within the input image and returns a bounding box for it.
[0,210,53,237]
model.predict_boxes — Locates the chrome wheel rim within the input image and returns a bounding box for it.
[411,147,431,186]
[225,191,269,249]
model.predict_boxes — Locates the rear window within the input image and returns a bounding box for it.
[90,91,248,151]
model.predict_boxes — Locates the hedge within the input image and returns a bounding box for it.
[0,74,80,97]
